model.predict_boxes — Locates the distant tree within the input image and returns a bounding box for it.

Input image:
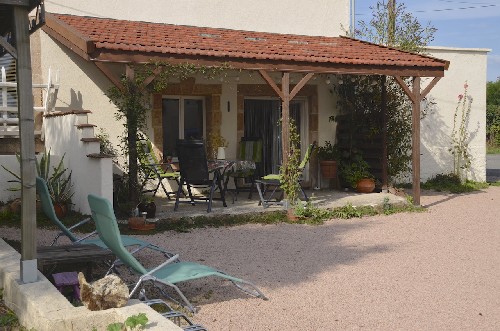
[486,78,500,146]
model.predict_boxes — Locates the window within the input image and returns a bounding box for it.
[162,97,205,157]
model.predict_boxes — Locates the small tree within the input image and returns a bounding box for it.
[337,0,437,181]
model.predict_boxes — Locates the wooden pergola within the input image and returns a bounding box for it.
[43,13,449,206]
[0,0,44,283]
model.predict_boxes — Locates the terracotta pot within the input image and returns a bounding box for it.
[53,203,68,218]
[319,160,338,179]
[287,209,299,222]
[356,178,375,193]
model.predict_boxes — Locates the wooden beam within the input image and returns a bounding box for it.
[41,26,90,61]
[281,72,290,172]
[411,77,422,206]
[93,52,446,78]
[14,4,37,283]
[381,75,388,191]
[94,62,123,89]
[421,76,441,99]
[289,72,314,100]
[258,70,284,99]
[141,66,162,88]
[394,76,416,103]
[0,35,17,59]
[43,13,95,55]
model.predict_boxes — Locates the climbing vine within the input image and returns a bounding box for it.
[279,119,301,207]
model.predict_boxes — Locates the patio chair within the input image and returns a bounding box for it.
[225,137,262,200]
[36,177,175,258]
[174,139,226,213]
[88,193,268,313]
[137,139,180,199]
[255,142,316,207]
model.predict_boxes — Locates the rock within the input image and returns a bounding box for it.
[78,272,129,311]
[9,199,21,213]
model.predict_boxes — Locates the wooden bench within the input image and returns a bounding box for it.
[37,244,115,279]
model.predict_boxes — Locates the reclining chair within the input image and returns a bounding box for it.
[36,177,175,258]
[88,193,267,313]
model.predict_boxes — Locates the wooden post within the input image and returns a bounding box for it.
[14,5,38,283]
[412,77,421,206]
[281,72,290,168]
[381,75,388,191]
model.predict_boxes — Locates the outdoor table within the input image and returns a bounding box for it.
[210,160,257,201]
[37,244,115,279]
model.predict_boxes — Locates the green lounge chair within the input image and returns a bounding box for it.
[36,177,174,258]
[255,142,316,207]
[137,139,181,199]
[88,193,268,313]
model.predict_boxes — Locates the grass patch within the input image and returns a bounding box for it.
[486,145,500,154]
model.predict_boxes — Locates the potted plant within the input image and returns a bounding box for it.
[207,131,228,160]
[137,195,156,218]
[340,155,375,193]
[317,141,340,179]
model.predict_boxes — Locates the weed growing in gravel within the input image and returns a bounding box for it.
[0,288,19,329]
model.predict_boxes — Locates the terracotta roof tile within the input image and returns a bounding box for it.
[50,13,448,70]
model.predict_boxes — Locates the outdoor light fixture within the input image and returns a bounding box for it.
[227,101,230,112]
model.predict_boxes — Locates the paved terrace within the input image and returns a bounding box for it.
[152,188,408,220]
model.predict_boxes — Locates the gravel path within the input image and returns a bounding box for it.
[2,188,499,330]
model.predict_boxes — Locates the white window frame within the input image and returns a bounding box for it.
[162,95,206,140]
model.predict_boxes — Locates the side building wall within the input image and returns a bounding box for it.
[422,46,488,182]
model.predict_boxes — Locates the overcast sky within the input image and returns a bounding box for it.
[355,0,500,82]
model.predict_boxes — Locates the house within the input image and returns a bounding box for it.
[0,0,488,212]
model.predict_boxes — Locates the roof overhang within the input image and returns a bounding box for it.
[42,12,449,78]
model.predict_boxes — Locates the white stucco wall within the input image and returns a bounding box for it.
[43,113,113,215]
[422,47,489,182]
[44,0,350,37]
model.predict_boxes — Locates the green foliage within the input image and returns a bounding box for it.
[422,173,488,193]
[335,2,436,182]
[317,141,340,161]
[353,1,436,52]
[279,119,302,207]
[293,199,331,224]
[449,83,473,182]
[0,288,19,328]
[340,155,373,188]
[107,313,148,331]
[1,149,74,205]
[486,78,500,147]
[331,203,362,219]
[95,128,118,157]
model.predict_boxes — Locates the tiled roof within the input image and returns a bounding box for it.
[47,13,448,73]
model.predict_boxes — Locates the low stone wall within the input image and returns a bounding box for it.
[0,238,181,331]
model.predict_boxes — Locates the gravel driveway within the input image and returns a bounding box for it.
[2,187,499,330]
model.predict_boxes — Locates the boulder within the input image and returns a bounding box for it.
[78,272,129,311]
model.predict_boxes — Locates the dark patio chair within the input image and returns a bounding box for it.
[174,139,227,213]
[137,139,180,199]
[225,137,263,200]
